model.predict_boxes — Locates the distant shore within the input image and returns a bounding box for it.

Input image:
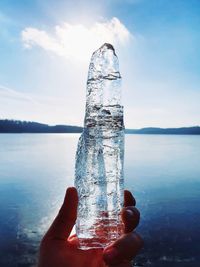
[0,119,200,134]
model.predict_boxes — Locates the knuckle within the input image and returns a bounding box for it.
[125,206,140,220]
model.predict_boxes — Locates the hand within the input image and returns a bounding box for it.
[38,187,143,267]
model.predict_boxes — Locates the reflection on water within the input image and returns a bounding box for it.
[0,134,200,266]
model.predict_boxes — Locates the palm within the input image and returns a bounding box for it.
[40,237,105,267]
[38,188,142,267]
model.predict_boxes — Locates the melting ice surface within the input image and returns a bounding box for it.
[75,43,125,249]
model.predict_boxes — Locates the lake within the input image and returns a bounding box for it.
[0,134,200,267]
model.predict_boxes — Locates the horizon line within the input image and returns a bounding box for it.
[0,118,200,130]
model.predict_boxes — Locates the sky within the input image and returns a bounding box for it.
[0,0,200,128]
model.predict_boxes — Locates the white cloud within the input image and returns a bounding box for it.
[0,85,35,103]
[0,84,83,125]
[21,17,132,61]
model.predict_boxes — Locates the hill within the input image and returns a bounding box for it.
[0,120,200,134]
[126,126,200,135]
[0,120,82,133]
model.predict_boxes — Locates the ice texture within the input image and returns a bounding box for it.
[75,43,124,249]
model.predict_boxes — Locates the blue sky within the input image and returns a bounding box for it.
[0,0,200,128]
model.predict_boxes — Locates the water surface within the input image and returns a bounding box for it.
[0,134,200,266]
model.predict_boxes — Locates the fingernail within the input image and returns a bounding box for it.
[103,247,118,263]
[125,209,134,219]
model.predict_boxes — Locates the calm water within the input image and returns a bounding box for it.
[0,134,200,267]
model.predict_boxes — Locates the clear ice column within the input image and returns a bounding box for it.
[75,43,125,249]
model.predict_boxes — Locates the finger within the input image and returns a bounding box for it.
[124,190,136,207]
[121,206,140,233]
[103,232,143,265]
[68,234,80,247]
[44,187,78,240]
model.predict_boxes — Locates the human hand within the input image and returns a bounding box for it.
[38,187,143,267]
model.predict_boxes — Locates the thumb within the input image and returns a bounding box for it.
[44,187,78,241]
